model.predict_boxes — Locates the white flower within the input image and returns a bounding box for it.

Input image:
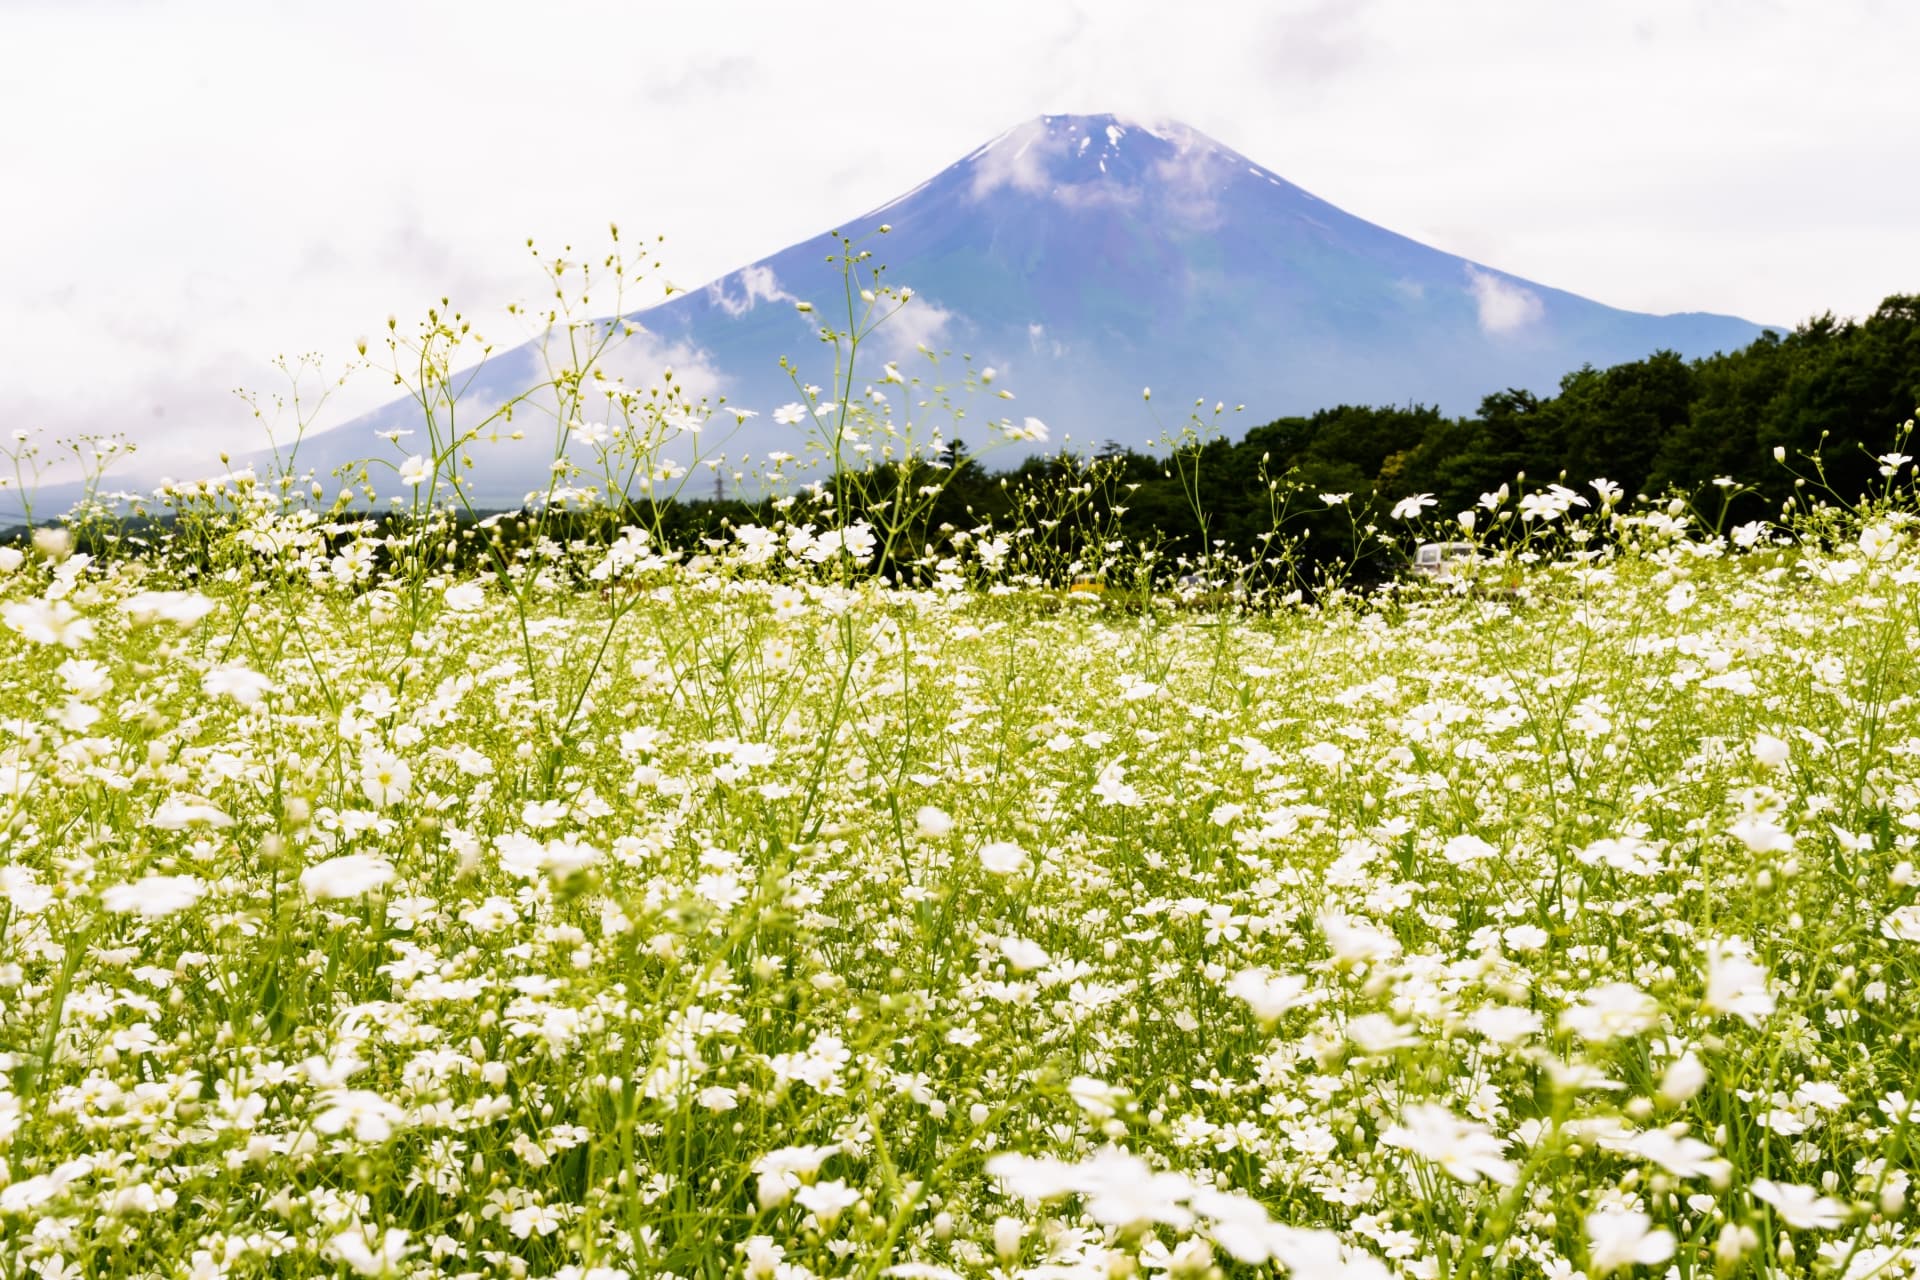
[360,750,412,808]
[803,521,877,563]
[1880,905,1920,943]
[1574,836,1666,875]
[1261,1227,1392,1279]
[100,875,205,918]
[1303,741,1346,770]
[744,1236,786,1279]
[1621,1129,1730,1183]
[1585,1208,1675,1274]
[120,590,215,627]
[1729,814,1794,853]
[1503,923,1549,952]
[398,454,430,487]
[1380,1103,1516,1185]
[150,797,233,829]
[1068,1076,1122,1118]
[56,657,111,699]
[1320,913,1400,964]
[732,523,779,565]
[202,665,273,706]
[1701,938,1775,1026]
[978,841,1028,875]
[313,1088,405,1142]
[1468,1005,1541,1045]
[1560,982,1661,1041]
[999,935,1050,972]
[1442,833,1497,865]
[1091,759,1140,807]
[1752,732,1791,770]
[915,806,952,838]
[1345,1013,1418,1055]
[1390,493,1436,520]
[753,1143,838,1209]
[1226,970,1320,1024]
[453,746,492,776]
[444,582,486,612]
[300,854,396,901]
[1657,1052,1708,1105]
[1752,1179,1850,1231]
[772,403,807,426]
[0,866,51,915]
[3,599,94,648]
[1859,521,1899,561]
[794,1179,860,1225]
[987,1149,1190,1228]
[329,1227,412,1277]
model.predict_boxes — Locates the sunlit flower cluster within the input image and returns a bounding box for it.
[3,459,1920,1279]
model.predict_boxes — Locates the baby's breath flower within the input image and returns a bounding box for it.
[120,589,216,627]
[201,664,273,705]
[1380,1104,1516,1186]
[978,841,1028,875]
[101,875,205,918]
[300,853,396,901]
[1586,1208,1674,1274]
[1751,1179,1850,1231]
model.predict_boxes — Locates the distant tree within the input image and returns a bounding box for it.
[746,293,1920,582]
[1649,331,1786,501]
[1554,350,1695,496]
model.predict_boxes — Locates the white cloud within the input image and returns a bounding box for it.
[1051,179,1142,213]
[969,118,1063,198]
[546,324,727,409]
[706,265,795,317]
[1465,266,1545,336]
[1028,322,1066,358]
[1149,133,1234,229]
[868,297,956,360]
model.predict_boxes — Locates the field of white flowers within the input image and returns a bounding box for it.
[5,458,1920,1280]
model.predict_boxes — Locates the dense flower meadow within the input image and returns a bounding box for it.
[5,459,1920,1280]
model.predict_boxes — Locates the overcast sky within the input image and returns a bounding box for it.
[3,0,1916,474]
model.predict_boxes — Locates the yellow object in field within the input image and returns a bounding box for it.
[1069,575,1104,595]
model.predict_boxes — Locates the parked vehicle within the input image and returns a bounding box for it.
[1410,542,1479,580]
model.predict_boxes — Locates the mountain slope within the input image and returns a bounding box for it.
[220,115,1778,506]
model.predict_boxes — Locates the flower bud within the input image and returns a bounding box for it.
[1658,1052,1707,1106]
[993,1216,1023,1264]
[1714,1223,1755,1272]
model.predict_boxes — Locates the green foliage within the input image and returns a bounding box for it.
[893,297,1920,577]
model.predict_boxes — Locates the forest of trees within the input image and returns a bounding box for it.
[649,294,1920,578]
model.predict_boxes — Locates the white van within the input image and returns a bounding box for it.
[1410,542,1478,579]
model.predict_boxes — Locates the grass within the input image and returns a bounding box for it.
[1,478,1920,1280]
